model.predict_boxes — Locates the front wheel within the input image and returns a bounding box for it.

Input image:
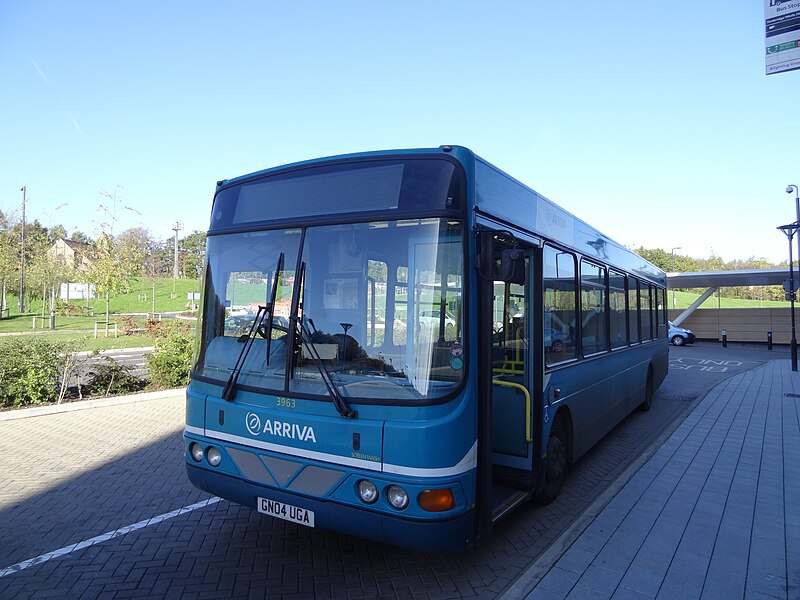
[671,335,685,346]
[536,417,568,504]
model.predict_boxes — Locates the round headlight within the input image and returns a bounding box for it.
[206,447,222,467]
[387,485,409,510]
[189,442,204,462]
[357,480,379,504]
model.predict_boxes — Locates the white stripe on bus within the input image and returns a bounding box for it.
[185,428,477,478]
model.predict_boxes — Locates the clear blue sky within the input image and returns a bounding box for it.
[2,1,798,265]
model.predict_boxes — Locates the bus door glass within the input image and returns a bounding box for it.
[490,246,533,469]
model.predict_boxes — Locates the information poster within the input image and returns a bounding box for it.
[765,0,800,75]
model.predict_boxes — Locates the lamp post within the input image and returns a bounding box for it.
[670,246,682,310]
[788,185,800,277]
[18,186,26,314]
[778,222,799,371]
[171,221,183,298]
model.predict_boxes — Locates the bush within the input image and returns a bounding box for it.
[117,315,140,336]
[55,301,85,316]
[0,338,78,407]
[147,330,194,389]
[143,318,194,339]
[85,358,143,396]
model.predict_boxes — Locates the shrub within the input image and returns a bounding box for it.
[144,318,194,339]
[0,338,79,407]
[85,358,143,396]
[117,315,139,336]
[55,301,85,316]
[147,330,194,389]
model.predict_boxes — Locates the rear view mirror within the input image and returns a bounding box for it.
[476,228,526,283]
[500,249,525,284]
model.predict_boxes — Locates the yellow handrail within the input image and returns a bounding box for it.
[492,379,531,442]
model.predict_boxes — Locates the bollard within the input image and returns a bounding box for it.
[768,331,773,350]
[722,329,728,348]
[49,309,55,330]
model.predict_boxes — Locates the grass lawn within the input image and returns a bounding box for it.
[671,289,790,310]
[0,331,161,352]
[4,277,201,318]
[0,277,200,350]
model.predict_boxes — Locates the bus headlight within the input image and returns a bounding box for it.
[357,480,379,504]
[189,443,204,462]
[206,447,222,467]
[387,485,409,510]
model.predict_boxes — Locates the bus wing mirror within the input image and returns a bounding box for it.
[476,229,525,284]
[500,249,525,284]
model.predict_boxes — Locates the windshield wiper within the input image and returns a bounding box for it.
[296,315,357,418]
[221,253,284,402]
[291,261,357,419]
[264,252,285,366]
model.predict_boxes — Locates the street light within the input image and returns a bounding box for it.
[171,221,183,298]
[18,186,26,314]
[670,246,682,310]
[778,221,799,371]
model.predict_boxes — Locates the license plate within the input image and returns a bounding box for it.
[257,497,315,527]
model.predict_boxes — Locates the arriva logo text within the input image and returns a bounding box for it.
[245,412,317,443]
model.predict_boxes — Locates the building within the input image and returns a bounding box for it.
[47,238,93,272]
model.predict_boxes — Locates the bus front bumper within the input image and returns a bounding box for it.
[186,463,474,552]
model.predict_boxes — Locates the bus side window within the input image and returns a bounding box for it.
[367,259,388,347]
[543,245,577,365]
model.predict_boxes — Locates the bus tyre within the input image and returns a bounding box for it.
[537,416,568,505]
[639,368,654,412]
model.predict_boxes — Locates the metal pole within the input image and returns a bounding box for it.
[670,246,681,311]
[790,233,798,371]
[778,222,799,371]
[171,221,183,298]
[18,186,26,313]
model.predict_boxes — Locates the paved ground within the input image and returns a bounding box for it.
[507,358,799,600]
[0,342,786,599]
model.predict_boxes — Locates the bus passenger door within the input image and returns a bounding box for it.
[487,244,536,489]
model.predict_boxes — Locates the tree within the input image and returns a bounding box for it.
[88,233,132,326]
[70,230,94,245]
[28,251,73,317]
[117,226,155,278]
[181,230,207,279]
[48,224,68,244]
[0,212,16,316]
[88,188,140,326]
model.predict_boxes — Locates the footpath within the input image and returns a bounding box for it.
[503,359,799,599]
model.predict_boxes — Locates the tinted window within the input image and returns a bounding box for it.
[544,245,577,365]
[609,270,627,349]
[211,159,462,229]
[581,261,607,356]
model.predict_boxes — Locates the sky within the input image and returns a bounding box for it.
[1,1,799,266]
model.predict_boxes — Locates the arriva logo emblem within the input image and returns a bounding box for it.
[244,412,317,443]
[246,412,262,436]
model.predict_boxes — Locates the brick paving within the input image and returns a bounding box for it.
[0,346,766,599]
[514,360,799,600]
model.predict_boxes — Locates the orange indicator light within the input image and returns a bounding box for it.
[419,488,455,512]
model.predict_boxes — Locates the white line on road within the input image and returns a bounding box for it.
[0,497,221,578]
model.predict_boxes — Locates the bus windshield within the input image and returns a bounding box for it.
[195,218,465,402]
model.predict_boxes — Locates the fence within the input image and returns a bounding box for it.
[669,308,796,344]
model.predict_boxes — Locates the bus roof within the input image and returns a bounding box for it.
[214,145,664,286]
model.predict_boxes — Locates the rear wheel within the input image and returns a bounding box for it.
[536,416,568,504]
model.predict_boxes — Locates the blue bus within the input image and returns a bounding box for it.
[185,146,668,551]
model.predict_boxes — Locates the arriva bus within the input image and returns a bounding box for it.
[185,146,668,551]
